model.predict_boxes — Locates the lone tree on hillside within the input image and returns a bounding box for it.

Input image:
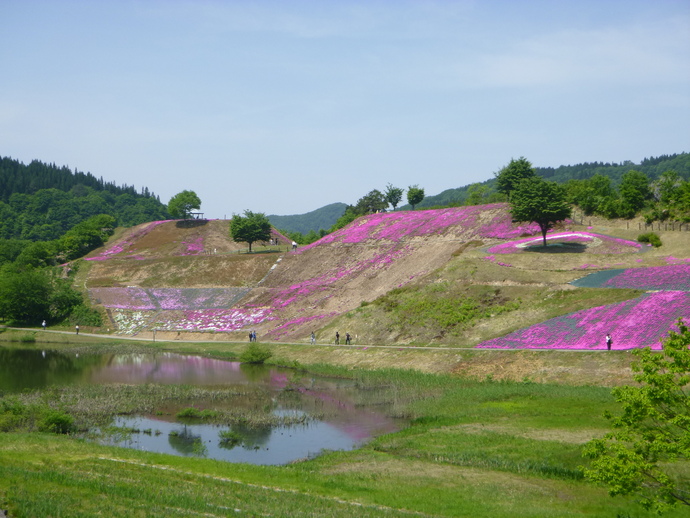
[510,177,571,247]
[495,157,537,198]
[583,319,690,513]
[384,183,404,210]
[168,190,201,219]
[407,185,425,210]
[230,210,272,252]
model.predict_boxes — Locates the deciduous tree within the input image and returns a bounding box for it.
[583,319,690,513]
[407,185,425,210]
[495,157,536,198]
[510,177,571,247]
[230,210,272,252]
[168,190,201,220]
[384,184,404,210]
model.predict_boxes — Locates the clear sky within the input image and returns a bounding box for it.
[2,0,689,218]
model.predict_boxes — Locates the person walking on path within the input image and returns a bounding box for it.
[335,331,340,345]
[75,325,79,335]
[345,332,351,345]
[42,320,46,330]
[606,333,612,350]
[310,332,315,345]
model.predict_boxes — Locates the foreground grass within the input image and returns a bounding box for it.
[1,349,687,517]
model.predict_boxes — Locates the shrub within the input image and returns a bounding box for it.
[637,232,662,248]
[176,407,219,419]
[38,409,75,434]
[240,343,273,364]
[19,333,36,343]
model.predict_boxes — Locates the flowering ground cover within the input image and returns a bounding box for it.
[602,265,690,291]
[86,220,172,261]
[150,308,273,332]
[476,291,689,350]
[486,232,641,255]
[298,204,541,252]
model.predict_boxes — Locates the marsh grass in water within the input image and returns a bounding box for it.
[0,383,317,434]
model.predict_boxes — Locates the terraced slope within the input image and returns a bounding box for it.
[80,205,690,348]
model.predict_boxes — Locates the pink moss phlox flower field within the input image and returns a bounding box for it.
[476,291,690,350]
[85,220,171,261]
[486,232,641,255]
[298,204,540,253]
[603,265,690,291]
[181,236,204,255]
[152,308,273,332]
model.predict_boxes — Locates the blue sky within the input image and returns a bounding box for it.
[2,0,689,218]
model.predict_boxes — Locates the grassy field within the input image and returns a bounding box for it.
[1,336,686,517]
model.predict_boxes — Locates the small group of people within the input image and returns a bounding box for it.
[248,330,257,342]
[334,332,351,345]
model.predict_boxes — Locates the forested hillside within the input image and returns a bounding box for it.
[268,202,347,234]
[413,152,690,209]
[0,156,169,240]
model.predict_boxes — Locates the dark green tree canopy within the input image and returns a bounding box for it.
[495,157,537,198]
[354,189,388,215]
[619,170,651,218]
[583,319,690,513]
[407,185,425,210]
[168,190,201,220]
[230,210,272,252]
[384,184,404,210]
[510,177,571,246]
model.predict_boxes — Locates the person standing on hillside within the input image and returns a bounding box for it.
[606,333,612,350]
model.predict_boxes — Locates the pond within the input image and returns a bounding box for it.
[0,345,405,465]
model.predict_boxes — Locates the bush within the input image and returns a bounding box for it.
[38,409,75,434]
[68,304,103,326]
[240,343,273,364]
[637,232,662,248]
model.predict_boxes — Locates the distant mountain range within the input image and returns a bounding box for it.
[268,202,348,234]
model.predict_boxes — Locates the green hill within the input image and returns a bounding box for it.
[268,202,347,233]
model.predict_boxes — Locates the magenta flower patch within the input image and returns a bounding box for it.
[476,292,690,350]
[86,220,172,261]
[603,265,690,291]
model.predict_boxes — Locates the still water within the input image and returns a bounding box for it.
[0,345,404,464]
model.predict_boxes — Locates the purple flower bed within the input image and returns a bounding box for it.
[476,291,689,350]
[603,265,690,291]
[487,232,641,255]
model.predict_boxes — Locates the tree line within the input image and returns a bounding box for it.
[0,157,169,241]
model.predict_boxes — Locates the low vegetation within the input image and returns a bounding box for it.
[1,343,688,517]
